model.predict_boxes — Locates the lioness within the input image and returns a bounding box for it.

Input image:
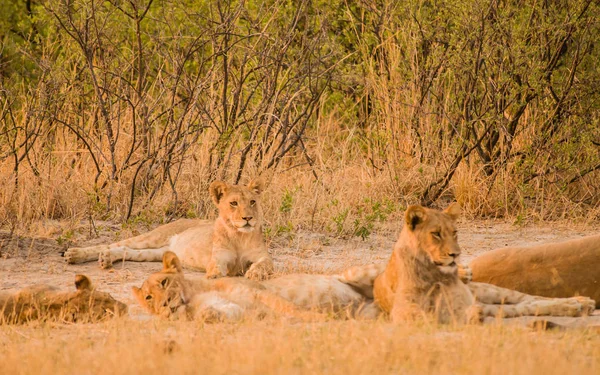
[0,275,128,324]
[64,180,273,280]
[373,203,596,324]
[132,251,378,322]
[470,234,600,307]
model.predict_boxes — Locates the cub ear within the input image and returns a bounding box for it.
[443,202,461,221]
[405,205,427,230]
[247,178,264,195]
[209,181,228,205]
[162,251,183,273]
[75,274,93,291]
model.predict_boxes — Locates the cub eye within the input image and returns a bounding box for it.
[145,295,152,300]
[250,200,256,206]
[230,201,238,207]
[432,231,441,239]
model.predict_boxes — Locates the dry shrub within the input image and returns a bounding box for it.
[1,0,600,237]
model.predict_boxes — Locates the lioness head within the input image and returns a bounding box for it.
[5,275,128,324]
[403,203,461,273]
[132,251,191,318]
[210,179,264,233]
[58,275,128,322]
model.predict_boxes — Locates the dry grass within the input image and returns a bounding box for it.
[2,98,599,241]
[1,319,598,375]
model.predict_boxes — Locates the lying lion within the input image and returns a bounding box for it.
[64,180,273,280]
[0,275,128,324]
[132,251,379,322]
[470,233,600,308]
[372,203,596,324]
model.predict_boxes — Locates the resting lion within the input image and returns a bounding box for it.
[132,251,379,322]
[0,275,128,324]
[470,234,600,308]
[372,203,596,324]
[64,179,273,280]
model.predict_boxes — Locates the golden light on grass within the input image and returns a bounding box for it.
[1,319,598,374]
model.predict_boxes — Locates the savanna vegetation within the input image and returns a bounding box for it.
[1,0,599,237]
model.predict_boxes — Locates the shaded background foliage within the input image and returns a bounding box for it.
[1,0,599,232]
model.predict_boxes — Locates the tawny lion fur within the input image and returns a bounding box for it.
[132,251,380,322]
[372,203,595,324]
[470,234,600,308]
[64,179,273,281]
[0,275,127,324]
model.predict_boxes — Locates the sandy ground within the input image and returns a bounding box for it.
[1,220,599,327]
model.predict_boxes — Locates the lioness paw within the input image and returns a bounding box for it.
[64,248,85,264]
[205,265,225,279]
[540,299,582,317]
[245,266,270,281]
[465,304,483,324]
[458,264,472,283]
[98,251,114,270]
[196,307,227,323]
[570,296,595,315]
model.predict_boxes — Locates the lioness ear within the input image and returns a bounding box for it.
[209,181,228,205]
[247,178,264,195]
[75,274,93,291]
[160,278,170,288]
[162,251,183,273]
[444,202,461,221]
[405,205,427,230]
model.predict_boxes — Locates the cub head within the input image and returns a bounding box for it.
[132,251,190,318]
[403,203,462,273]
[209,179,264,233]
[59,275,128,322]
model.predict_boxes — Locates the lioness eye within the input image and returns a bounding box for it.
[250,200,256,206]
[145,295,152,300]
[432,231,441,238]
[230,201,238,207]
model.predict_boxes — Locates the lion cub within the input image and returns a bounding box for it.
[64,179,273,280]
[132,251,377,322]
[374,203,596,324]
[0,275,127,324]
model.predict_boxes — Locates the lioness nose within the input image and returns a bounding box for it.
[242,216,253,221]
[449,249,461,257]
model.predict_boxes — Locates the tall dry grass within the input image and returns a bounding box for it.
[0,319,598,375]
[1,0,600,239]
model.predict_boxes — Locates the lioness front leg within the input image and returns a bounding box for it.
[64,244,111,264]
[251,289,325,322]
[245,256,274,281]
[390,290,424,323]
[469,282,594,315]
[205,249,237,279]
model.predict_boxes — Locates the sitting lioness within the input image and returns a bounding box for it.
[64,180,273,280]
[373,203,596,324]
[132,251,379,322]
[0,275,128,324]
